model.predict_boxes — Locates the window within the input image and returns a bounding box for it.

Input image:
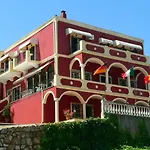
[47,65,54,87]
[71,36,81,53]
[71,103,82,119]
[4,60,9,72]
[34,74,39,92]
[118,78,127,86]
[71,70,81,79]
[100,75,112,84]
[7,86,21,102]
[14,86,21,100]
[0,64,5,73]
[15,54,21,66]
[85,72,92,80]
[30,46,36,60]
[130,80,136,88]
[86,105,94,118]
[41,70,46,85]
[27,65,54,92]
[28,77,33,90]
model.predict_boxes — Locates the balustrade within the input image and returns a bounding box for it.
[102,100,150,117]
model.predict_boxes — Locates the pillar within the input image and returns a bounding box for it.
[55,98,59,122]
[105,70,109,84]
[127,76,131,87]
[80,64,85,80]
[83,103,86,119]
[101,98,105,119]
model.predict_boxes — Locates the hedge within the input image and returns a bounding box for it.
[40,116,150,150]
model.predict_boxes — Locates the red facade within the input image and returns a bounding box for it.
[0,12,150,124]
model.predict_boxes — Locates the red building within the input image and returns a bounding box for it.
[0,11,150,124]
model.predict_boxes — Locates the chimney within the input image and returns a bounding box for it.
[61,10,67,18]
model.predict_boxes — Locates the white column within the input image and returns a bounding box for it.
[8,59,13,71]
[101,98,105,119]
[26,50,30,61]
[83,103,86,119]
[80,64,85,80]
[105,70,109,84]
[55,98,59,122]
[54,55,59,75]
[148,83,150,90]
[127,76,131,87]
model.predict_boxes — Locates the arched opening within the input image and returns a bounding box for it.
[134,67,148,90]
[70,59,81,79]
[84,58,104,82]
[59,91,84,121]
[113,98,128,104]
[86,95,102,118]
[108,63,127,86]
[135,101,149,107]
[112,98,128,114]
[43,93,55,123]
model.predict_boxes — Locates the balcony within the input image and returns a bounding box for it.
[0,60,21,84]
[78,40,149,65]
[21,81,54,98]
[13,50,39,73]
[102,100,150,118]
[57,74,150,102]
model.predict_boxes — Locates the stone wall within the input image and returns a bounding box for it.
[0,124,44,150]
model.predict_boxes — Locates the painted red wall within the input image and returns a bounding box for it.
[2,22,55,97]
[0,83,3,99]
[11,92,42,124]
[44,94,55,123]
[58,57,70,76]
[58,21,143,55]
[87,98,101,117]
[5,22,54,60]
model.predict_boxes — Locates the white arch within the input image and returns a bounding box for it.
[69,58,82,70]
[135,72,142,81]
[134,67,148,77]
[86,94,102,103]
[113,98,128,104]
[135,101,149,107]
[84,57,104,67]
[59,91,85,104]
[43,91,55,104]
[108,62,128,72]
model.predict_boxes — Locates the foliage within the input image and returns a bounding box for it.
[2,103,11,119]
[115,145,150,150]
[40,116,150,150]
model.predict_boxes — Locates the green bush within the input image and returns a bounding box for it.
[40,118,121,150]
[40,116,150,150]
[115,145,150,150]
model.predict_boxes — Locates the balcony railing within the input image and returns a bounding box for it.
[0,60,21,84]
[13,50,39,73]
[21,81,54,98]
[79,40,149,65]
[102,99,150,118]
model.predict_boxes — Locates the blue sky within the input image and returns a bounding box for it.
[0,0,149,55]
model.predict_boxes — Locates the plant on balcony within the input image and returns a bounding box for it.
[63,108,75,120]
[2,104,12,123]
